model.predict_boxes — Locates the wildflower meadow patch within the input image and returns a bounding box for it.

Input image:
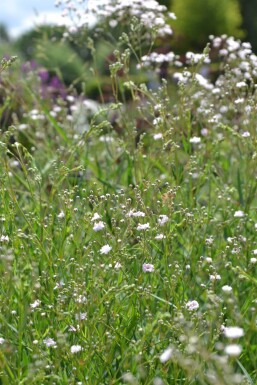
[0,1,257,384]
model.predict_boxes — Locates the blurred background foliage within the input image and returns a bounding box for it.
[171,0,244,51]
[1,0,257,95]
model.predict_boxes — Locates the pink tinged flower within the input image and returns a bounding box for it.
[224,344,242,357]
[158,215,169,226]
[142,263,155,273]
[70,345,82,354]
[224,326,244,339]
[93,221,105,231]
[100,244,112,254]
[137,223,150,231]
[160,347,173,363]
[186,300,199,311]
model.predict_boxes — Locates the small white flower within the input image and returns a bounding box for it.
[0,235,9,242]
[236,81,247,88]
[224,344,242,357]
[158,215,169,226]
[43,338,57,348]
[137,223,150,231]
[127,210,145,217]
[159,347,173,363]
[100,244,112,254]
[186,300,199,311]
[153,133,163,140]
[242,131,250,137]
[57,211,65,219]
[91,213,101,221]
[93,221,105,231]
[209,274,221,281]
[75,312,87,321]
[224,326,244,339]
[250,257,257,264]
[222,285,233,293]
[142,263,155,272]
[234,210,244,218]
[190,136,201,144]
[114,262,122,269]
[155,234,166,240]
[30,300,41,309]
[0,338,5,344]
[70,345,82,354]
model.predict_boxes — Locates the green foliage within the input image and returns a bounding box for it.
[35,40,86,86]
[172,0,244,50]
[1,3,257,384]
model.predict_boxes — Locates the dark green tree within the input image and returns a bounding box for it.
[0,24,10,43]
[172,0,243,51]
[238,0,257,52]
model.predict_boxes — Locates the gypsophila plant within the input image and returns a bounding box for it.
[0,1,256,385]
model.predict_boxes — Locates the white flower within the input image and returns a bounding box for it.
[0,235,9,242]
[224,326,244,339]
[100,244,112,254]
[153,133,163,140]
[234,210,244,218]
[0,338,5,344]
[224,344,242,357]
[57,211,65,219]
[93,221,105,231]
[71,345,82,354]
[159,347,173,363]
[222,285,233,293]
[250,257,257,264]
[190,136,201,144]
[236,81,247,88]
[43,338,57,348]
[137,223,150,231]
[142,263,155,272]
[127,210,145,217]
[242,131,250,137]
[155,234,166,240]
[158,215,169,226]
[209,274,221,281]
[75,312,87,321]
[186,300,199,311]
[91,213,101,221]
[30,300,41,309]
[114,262,122,269]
